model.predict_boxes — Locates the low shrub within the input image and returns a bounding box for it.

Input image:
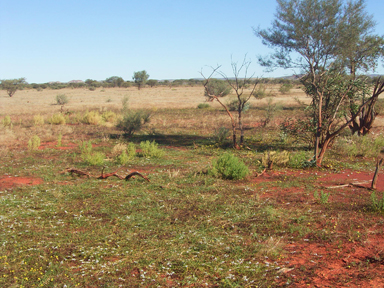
[279,83,293,94]
[2,115,12,127]
[371,191,384,211]
[262,151,290,168]
[33,114,44,126]
[79,141,93,155]
[197,103,210,109]
[116,110,151,136]
[210,152,249,180]
[48,113,66,125]
[102,111,117,123]
[253,84,267,99]
[28,135,41,151]
[56,94,69,105]
[83,110,102,125]
[82,152,105,166]
[213,127,230,145]
[227,98,250,112]
[334,135,384,158]
[140,140,164,158]
[314,190,330,204]
[288,151,314,169]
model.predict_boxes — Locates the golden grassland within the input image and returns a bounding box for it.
[0,85,309,116]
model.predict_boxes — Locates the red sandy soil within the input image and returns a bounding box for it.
[0,175,44,190]
[38,141,78,150]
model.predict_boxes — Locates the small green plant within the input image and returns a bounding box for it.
[210,152,249,180]
[261,150,290,168]
[79,140,93,155]
[127,142,137,158]
[112,142,136,163]
[89,86,96,91]
[28,135,41,151]
[83,110,102,125]
[262,98,278,127]
[371,191,384,211]
[102,110,117,123]
[57,133,62,147]
[288,151,313,169]
[121,95,129,112]
[197,103,210,109]
[33,114,44,126]
[253,84,267,99]
[48,113,66,125]
[140,140,164,158]
[213,127,230,145]
[116,110,151,136]
[83,152,105,166]
[279,83,293,94]
[116,150,130,165]
[56,94,69,105]
[314,190,330,204]
[2,115,11,127]
[227,98,250,112]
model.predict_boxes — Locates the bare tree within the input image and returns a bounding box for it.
[201,56,259,149]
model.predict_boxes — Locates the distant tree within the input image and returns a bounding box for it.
[132,70,149,90]
[105,76,124,87]
[204,79,231,102]
[255,0,384,166]
[147,79,158,87]
[1,78,27,97]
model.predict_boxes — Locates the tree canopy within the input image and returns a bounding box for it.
[1,78,27,97]
[132,70,149,90]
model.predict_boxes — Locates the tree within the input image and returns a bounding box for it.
[147,79,158,87]
[105,76,124,87]
[132,70,149,90]
[255,0,384,166]
[1,78,26,97]
[201,56,259,149]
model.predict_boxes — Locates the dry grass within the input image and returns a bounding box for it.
[0,86,310,116]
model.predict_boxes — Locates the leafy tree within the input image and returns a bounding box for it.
[147,79,158,87]
[1,78,26,97]
[204,79,231,101]
[105,76,124,87]
[132,70,149,90]
[255,0,384,166]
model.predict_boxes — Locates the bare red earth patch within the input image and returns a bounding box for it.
[0,176,44,190]
[39,141,78,150]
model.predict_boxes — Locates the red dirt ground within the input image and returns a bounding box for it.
[0,176,44,190]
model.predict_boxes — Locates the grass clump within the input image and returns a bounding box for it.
[314,190,330,204]
[79,140,105,165]
[28,135,41,151]
[140,140,164,158]
[48,113,66,125]
[335,135,384,158]
[102,110,117,123]
[112,142,136,164]
[197,103,210,109]
[33,114,44,126]
[210,152,249,180]
[2,115,12,128]
[116,110,151,136]
[371,191,384,211]
[279,83,293,94]
[56,94,69,105]
[213,127,230,145]
[82,110,102,125]
[262,150,290,168]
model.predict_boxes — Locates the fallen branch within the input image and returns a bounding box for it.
[326,181,372,189]
[63,167,149,182]
[255,168,267,177]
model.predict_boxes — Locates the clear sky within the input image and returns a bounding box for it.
[1,0,384,83]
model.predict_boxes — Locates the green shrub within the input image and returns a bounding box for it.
[116,110,151,136]
[127,142,137,158]
[140,140,164,158]
[79,141,93,155]
[253,84,267,99]
[227,98,250,112]
[33,114,44,126]
[279,83,293,94]
[314,190,330,204]
[210,152,249,180]
[112,142,136,163]
[116,151,130,165]
[335,135,384,158]
[56,94,69,105]
[288,151,313,169]
[2,115,12,127]
[213,127,230,145]
[28,135,41,151]
[82,110,102,125]
[82,152,105,166]
[102,110,117,123]
[204,79,231,99]
[371,191,384,211]
[48,113,66,125]
[197,103,210,109]
[262,151,290,168]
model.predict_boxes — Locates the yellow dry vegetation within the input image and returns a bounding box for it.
[0,85,309,116]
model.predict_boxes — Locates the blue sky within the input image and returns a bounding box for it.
[1,0,384,83]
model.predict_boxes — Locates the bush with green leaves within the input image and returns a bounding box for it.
[334,135,384,158]
[116,110,151,136]
[371,191,384,211]
[2,115,12,128]
[288,151,313,169]
[112,142,136,164]
[210,152,249,180]
[253,84,267,99]
[261,150,290,168]
[204,79,231,100]
[314,190,330,204]
[197,103,210,109]
[102,111,117,123]
[56,94,69,105]
[140,140,164,158]
[82,110,102,125]
[28,135,41,151]
[213,127,230,145]
[279,83,293,94]
[78,140,104,166]
[48,113,66,125]
[227,98,250,112]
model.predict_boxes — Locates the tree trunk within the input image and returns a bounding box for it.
[238,106,244,147]
[315,93,323,165]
